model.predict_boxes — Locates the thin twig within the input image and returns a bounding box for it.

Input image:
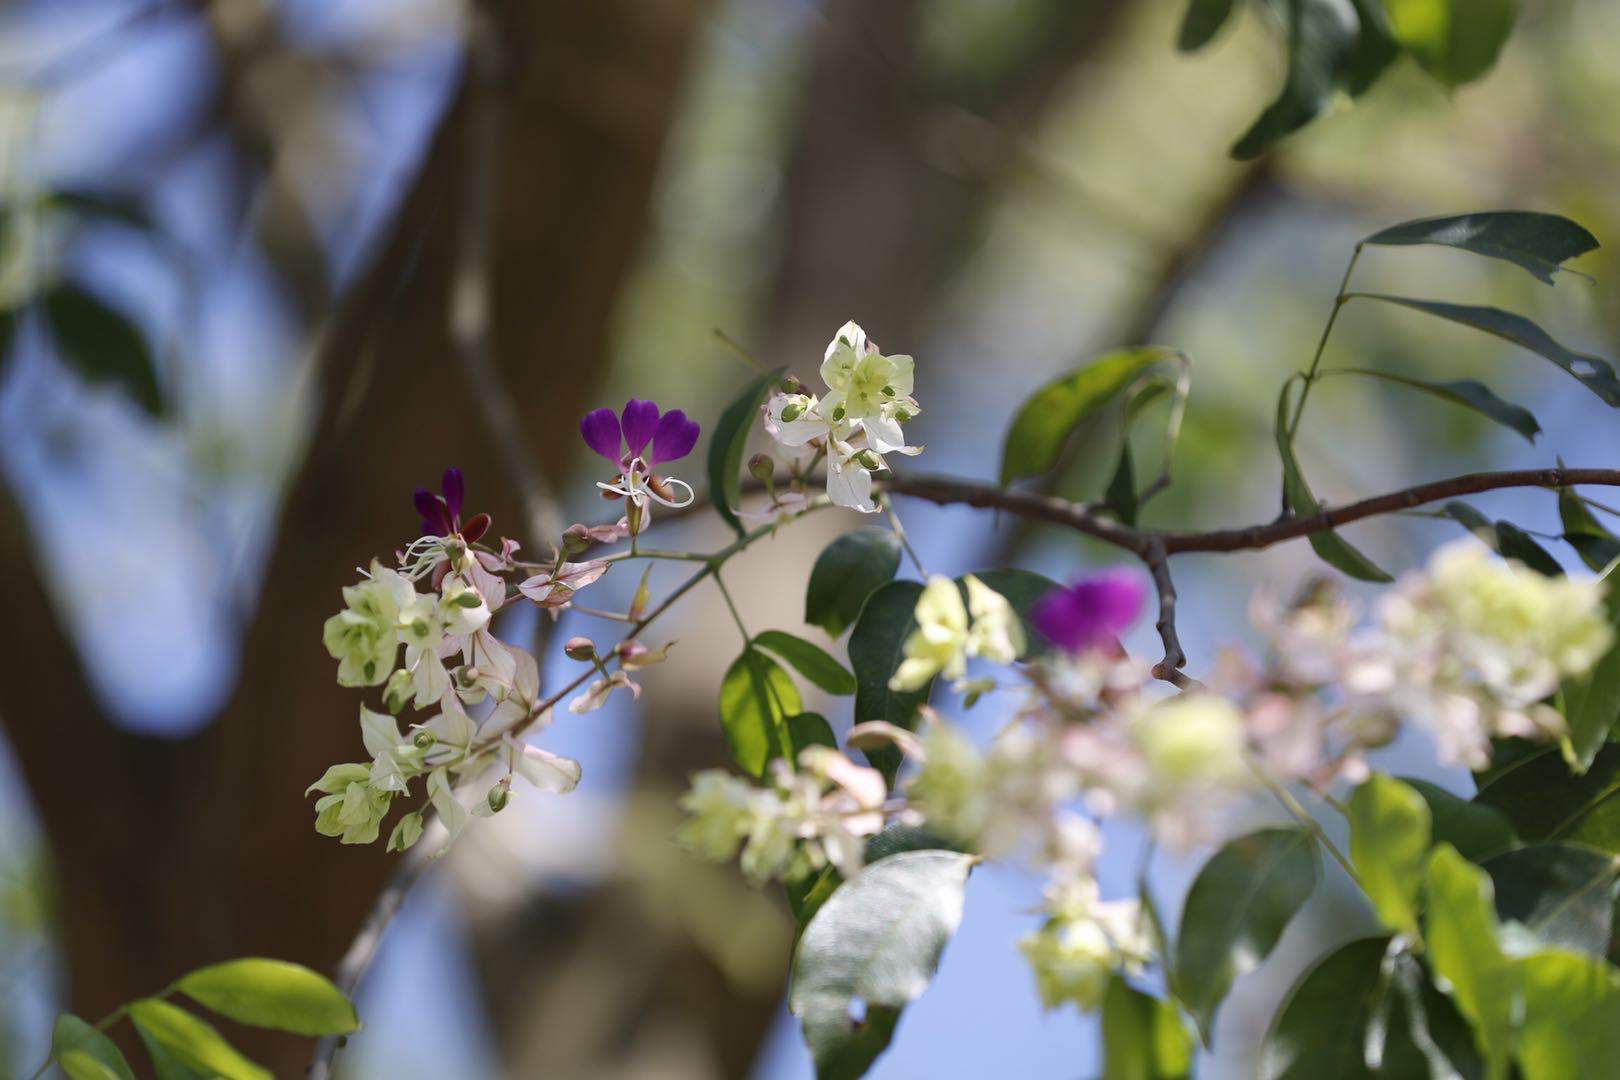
[1140,537,1196,688]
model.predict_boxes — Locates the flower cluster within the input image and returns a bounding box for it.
[889,574,1025,691]
[762,320,922,513]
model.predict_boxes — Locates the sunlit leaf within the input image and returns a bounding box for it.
[1276,381,1392,582]
[753,630,856,695]
[1101,976,1194,1079]
[805,529,902,639]
[999,347,1175,485]
[127,999,270,1080]
[1384,0,1519,87]
[52,1014,135,1080]
[790,850,975,1080]
[718,646,802,777]
[175,958,359,1037]
[1349,775,1431,937]
[706,366,784,535]
[1348,293,1620,407]
[1363,210,1596,284]
[1517,948,1620,1079]
[1175,827,1319,1039]
[1425,845,1518,1074]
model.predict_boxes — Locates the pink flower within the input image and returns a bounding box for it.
[1032,570,1146,655]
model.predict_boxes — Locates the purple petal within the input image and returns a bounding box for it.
[649,409,700,465]
[441,467,465,518]
[413,488,449,536]
[580,408,623,463]
[1032,569,1146,654]
[621,399,660,459]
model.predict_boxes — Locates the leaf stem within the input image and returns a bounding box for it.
[1248,757,1363,890]
[1286,246,1362,440]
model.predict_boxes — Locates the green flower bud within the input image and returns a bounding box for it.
[562,525,592,555]
[413,729,437,751]
[748,453,775,485]
[779,375,803,395]
[487,783,511,814]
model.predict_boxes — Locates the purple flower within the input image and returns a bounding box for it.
[413,467,489,542]
[579,400,700,468]
[1032,569,1146,655]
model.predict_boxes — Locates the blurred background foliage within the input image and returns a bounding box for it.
[2,0,1619,1076]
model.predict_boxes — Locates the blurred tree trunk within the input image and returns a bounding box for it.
[0,0,705,1071]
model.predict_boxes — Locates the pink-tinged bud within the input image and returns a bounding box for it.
[565,636,597,661]
[748,453,775,485]
[562,524,592,556]
[616,639,648,662]
[628,565,652,620]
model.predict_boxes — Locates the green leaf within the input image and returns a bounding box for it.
[174,958,360,1037]
[42,282,164,417]
[1106,440,1139,526]
[967,568,1060,658]
[848,580,929,784]
[791,824,968,931]
[805,529,903,639]
[1384,0,1519,87]
[1232,0,1397,160]
[1438,502,1562,576]
[1363,211,1597,285]
[788,712,839,755]
[1561,580,1620,773]
[718,647,802,777]
[46,188,156,233]
[1259,936,1394,1079]
[1482,844,1619,956]
[705,367,783,536]
[1425,844,1519,1075]
[1348,293,1620,407]
[1335,367,1539,442]
[790,850,975,1080]
[1101,977,1194,1079]
[1177,0,1237,51]
[999,347,1175,485]
[1349,775,1432,937]
[1559,487,1620,572]
[52,1014,135,1080]
[1475,743,1620,851]
[1175,827,1320,1039]
[1398,777,1517,860]
[753,630,857,695]
[127,999,270,1080]
[1516,948,1620,1079]
[1276,381,1392,582]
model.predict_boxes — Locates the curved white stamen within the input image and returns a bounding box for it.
[645,476,695,509]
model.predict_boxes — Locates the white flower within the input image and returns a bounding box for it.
[1020,880,1152,1012]
[965,574,1025,665]
[1131,694,1249,786]
[676,770,758,861]
[322,561,415,687]
[568,670,640,714]
[819,320,916,423]
[890,575,1024,691]
[905,722,990,844]
[440,574,492,638]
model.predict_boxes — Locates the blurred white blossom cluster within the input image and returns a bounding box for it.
[761,320,922,513]
[678,538,1613,1013]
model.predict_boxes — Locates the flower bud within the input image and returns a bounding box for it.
[748,453,775,486]
[893,407,914,422]
[779,375,803,395]
[565,636,597,661]
[487,782,511,814]
[413,729,437,751]
[562,524,592,556]
[383,669,413,714]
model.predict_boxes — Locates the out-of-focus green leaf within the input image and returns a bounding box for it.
[706,367,783,535]
[790,850,975,1080]
[1517,948,1620,1079]
[1231,0,1397,160]
[42,282,164,417]
[52,1014,135,1080]
[127,999,270,1080]
[1438,502,1562,576]
[175,958,359,1037]
[1106,440,1139,526]
[1482,843,1619,956]
[1335,368,1539,442]
[1258,936,1394,1079]
[753,630,857,695]
[1177,0,1238,51]
[805,529,902,639]
[46,188,156,233]
[1384,0,1519,87]
[1559,487,1620,572]
[1561,580,1620,773]
[1349,775,1432,937]
[999,347,1174,485]
[1425,845,1519,1074]
[1175,827,1319,1039]
[1363,211,1596,285]
[1475,743,1620,852]
[1101,976,1194,1079]
[848,580,928,784]
[790,824,968,931]
[718,647,802,777]
[787,712,839,755]
[1349,293,1620,407]
[1398,777,1517,860]
[1276,381,1392,582]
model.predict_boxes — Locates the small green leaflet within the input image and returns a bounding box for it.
[1363,211,1596,285]
[1383,0,1519,88]
[804,529,902,639]
[718,646,802,777]
[1276,380,1391,582]
[1331,368,1539,443]
[753,630,856,695]
[706,366,784,535]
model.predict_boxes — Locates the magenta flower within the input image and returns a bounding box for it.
[580,399,700,469]
[413,467,490,543]
[1032,569,1146,654]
